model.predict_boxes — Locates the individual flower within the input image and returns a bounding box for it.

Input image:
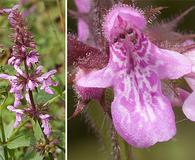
[7,105,24,127]
[74,0,92,42]
[75,5,192,148]
[39,114,51,137]
[37,69,58,94]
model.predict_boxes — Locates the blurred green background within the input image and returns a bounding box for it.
[0,0,65,159]
[68,0,195,160]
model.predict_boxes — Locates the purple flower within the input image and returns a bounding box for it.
[0,68,26,107]
[37,69,58,94]
[7,105,24,127]
[39,114,51,137]
[75,5,192,148]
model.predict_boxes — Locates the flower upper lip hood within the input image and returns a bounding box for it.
[75,5,193,148]
[103,5,146,42]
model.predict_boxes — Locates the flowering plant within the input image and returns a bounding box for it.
[0,1,65,159]
[68,0,195,159]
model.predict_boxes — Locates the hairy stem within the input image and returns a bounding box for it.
[111,125,121,160]
[124,141,133,160]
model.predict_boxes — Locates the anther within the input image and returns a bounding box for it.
[119,33,125,39]
[127,28,133,34]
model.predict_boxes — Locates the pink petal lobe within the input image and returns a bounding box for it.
[111,72,176,148]
[153,45,192,79]
[185,76,195,90]
[76,67,114,88]
[183,91,195,121]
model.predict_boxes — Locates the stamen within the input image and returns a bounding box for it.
[119,33,126,39]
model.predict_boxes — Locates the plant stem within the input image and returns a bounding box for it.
[24,61,53,158]
[24,61,36,110]
[24,63,51,146]
[0,111,8,160]
[111,125,121,160]
[124,141,133,160]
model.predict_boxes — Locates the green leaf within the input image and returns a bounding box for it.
[31,120,43,141]
[34,89,54,105]
[4,120,14,139]
[30,153,43,160]
[0,65,15,75]
[51,85,63,95]
[86,100,113,159]
[23,149,44,160]
[0,147,4,160]
[7,135,32,149]
[0,155,4,160]
[117,135,133,160]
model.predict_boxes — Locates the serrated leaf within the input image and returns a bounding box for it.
[7,135,32,149]
[31,120,43,141]
[34,89,54,105]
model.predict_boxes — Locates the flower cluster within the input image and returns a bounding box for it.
[73,4,195,148]
[0,5,57,137]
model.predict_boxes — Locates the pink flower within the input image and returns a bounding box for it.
[37,69,58,94]
[39,114,51,137]
[75,5,192,148]
[0,69,26,107]
[7,105,24,127]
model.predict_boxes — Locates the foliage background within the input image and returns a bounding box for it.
[0,0,65,159]
[68,0,195,160]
